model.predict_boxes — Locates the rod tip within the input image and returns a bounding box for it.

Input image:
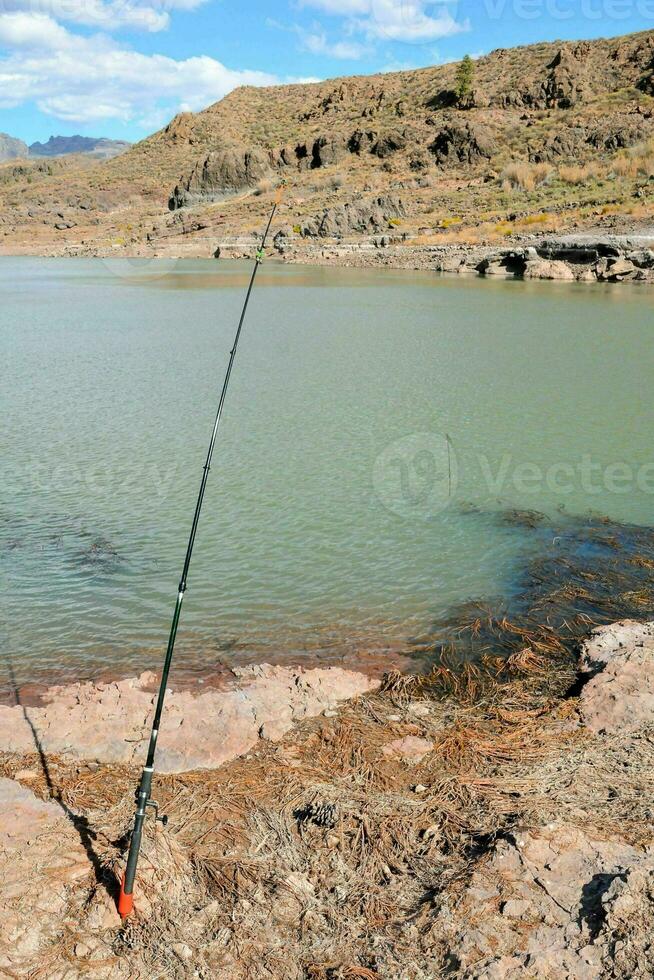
[118,874,134,918]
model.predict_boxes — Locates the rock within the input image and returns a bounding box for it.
[311,135,346,168]
[530,127,587,163]
[348,130,377,154]
[382,735,433,762]
[541,45,591,108]
[0,665,379,773]
[437,824,650,978]
[163,112,195,145]
[303,194,405,238]
[0,778,92,972]
[173,942,194,961]
[577,620,654,734]
[169,143,271,209]
[522,257,576,281]
[598,256,637,281]
[429,123,496,166]
[13,768,38,780]
[580,650,654,735]
[578,620,654,673]
[372,131,407,159]
[408,702,431,718]
[477,257,516,278]
[273,225,294,244]
[501,898,531,918]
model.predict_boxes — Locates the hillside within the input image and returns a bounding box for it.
[1,29,654,259]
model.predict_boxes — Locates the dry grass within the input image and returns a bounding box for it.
[501,162,552,192]
[558,163,598,185]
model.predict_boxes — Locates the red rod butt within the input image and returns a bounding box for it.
[118,873,134,918]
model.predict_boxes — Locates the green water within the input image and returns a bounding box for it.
[2,256,653,689]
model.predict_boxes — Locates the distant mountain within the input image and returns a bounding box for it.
[0,133,29,162]
[28,135,131,159]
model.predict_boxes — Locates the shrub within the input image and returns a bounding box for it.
[559,163,596,185]
[501,162,551,192]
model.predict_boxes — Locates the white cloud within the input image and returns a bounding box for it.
[0,0,210,34]
[267,16,370,61]
[0,12,284,123]
[0,10,71,47]
[299,0,468,44]
[298,0,369,12]
[302,29,369,58]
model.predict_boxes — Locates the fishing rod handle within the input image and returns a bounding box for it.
[118,766,153,916]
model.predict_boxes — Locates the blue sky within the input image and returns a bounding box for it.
[0,0,652,145]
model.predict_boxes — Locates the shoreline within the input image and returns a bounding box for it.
[2,229,654,285]
[2,618,654,977]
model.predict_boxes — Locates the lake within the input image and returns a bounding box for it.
[2,256,653,692]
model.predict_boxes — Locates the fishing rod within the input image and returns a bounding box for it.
[118,187,282,918]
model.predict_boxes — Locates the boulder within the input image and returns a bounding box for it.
[372,131,407,159]
[311,135,347,168]
[597,256,638,282]
[541,46,591,108]
[348,130,377,154]
[429,123,496,166]
[522,257,576,281]
[303,194,405,238]
[169,144,271,209]
[578,620,654,734]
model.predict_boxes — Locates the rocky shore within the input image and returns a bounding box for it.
[2,619,654,977]
[268,230,654,284]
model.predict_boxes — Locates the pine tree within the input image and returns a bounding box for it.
[455,54,474,103]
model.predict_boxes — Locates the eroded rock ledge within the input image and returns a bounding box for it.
[270,231,654,284]
[0,664,378,773]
